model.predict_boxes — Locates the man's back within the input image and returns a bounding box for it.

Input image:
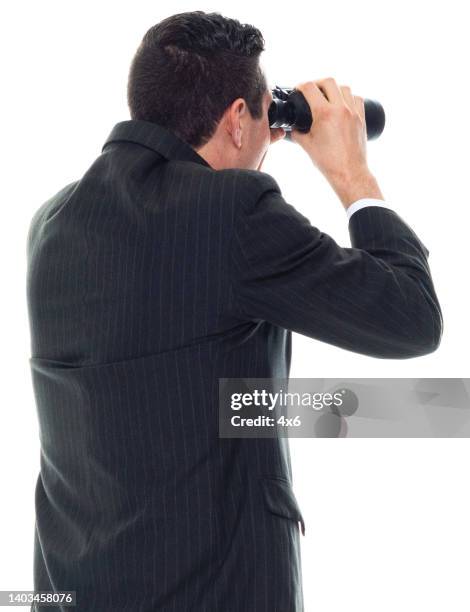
[27,121,305,611]
[27,118,442,612]
[26,10,444,612]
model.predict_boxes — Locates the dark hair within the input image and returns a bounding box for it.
[127,11,267,148]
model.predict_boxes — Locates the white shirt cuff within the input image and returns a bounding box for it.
[346,198,389,220]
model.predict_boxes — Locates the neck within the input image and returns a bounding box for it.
[194,138,242,171]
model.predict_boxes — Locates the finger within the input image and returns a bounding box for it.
[295,81,330,112]
[315,77,344,105]
[340,85,355,112]
[270,127,286,144]
[354,95,365,123]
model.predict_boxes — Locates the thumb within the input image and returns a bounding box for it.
[270,127,286,144]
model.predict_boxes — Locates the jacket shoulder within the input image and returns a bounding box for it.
[27,181,78,256]
[217,168,281,204]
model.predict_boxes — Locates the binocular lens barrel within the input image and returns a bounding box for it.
[269,86,385,141]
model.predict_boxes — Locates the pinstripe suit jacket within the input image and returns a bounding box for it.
[26,119,442,611]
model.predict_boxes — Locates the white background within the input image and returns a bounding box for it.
[1,1,469,610]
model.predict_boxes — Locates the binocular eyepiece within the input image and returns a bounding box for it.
[268,86,386,141]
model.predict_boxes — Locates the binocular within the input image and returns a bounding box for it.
[268,86,385,141]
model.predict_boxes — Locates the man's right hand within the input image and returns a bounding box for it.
[290,77,384,209]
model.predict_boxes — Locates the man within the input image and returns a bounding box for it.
[26,10,442,612]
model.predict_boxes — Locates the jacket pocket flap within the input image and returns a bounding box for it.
[261,476,305,535]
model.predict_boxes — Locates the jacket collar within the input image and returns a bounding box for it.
[102,120,212,169]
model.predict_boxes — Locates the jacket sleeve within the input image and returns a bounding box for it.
[230,172,443,359]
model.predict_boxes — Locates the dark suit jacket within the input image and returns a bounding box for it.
[26,119,442,611]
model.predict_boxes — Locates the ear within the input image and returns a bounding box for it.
[226,98,246,149]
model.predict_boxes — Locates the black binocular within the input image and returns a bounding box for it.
[268,86,385,141]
